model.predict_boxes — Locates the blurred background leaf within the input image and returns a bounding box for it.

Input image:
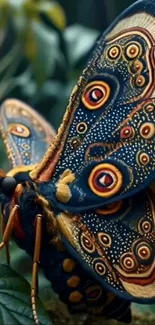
[0,0,154,322]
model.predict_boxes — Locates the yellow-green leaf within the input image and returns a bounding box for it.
[0,0,9,9]
[47,2,66,30]
[0,0,9,28]
[23,0,38,19]
[25,25,38,61]
[38,1,66,30]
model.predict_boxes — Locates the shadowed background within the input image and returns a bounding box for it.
[0,1,154,324]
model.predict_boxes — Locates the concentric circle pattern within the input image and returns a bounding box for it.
[9,123,30,138]
[82,81,110,110]
[88,163,123,197]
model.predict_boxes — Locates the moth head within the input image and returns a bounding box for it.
[0,173,17,197]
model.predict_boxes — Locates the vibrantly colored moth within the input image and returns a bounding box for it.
[1,0,155,324]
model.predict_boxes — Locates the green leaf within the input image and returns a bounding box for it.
[0,0,9,10]
[0,263,52,325]
[0,44,20,75]
[25,21,64,86]
[0,28,5,45]
[64,24,99,66]
[13,68,37,98]
[38,1,66,30]
[0,1,9,28]
[0,140,10,171]
[8,0,25,9]
[25,24,38,61]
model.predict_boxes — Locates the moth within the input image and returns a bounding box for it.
[0,0,155,324]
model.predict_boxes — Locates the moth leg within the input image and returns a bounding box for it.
[31,214,42,325]
[0,205,19,255]
[1,218,10,265]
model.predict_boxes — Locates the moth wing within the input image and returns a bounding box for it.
[30,0,155,211]
[35,0,155,305]
[0,99,55,168]
[58,188,155,304]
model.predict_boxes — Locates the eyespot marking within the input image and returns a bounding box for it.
[145,103,155,112]
[70,137,81,149]
[133,239,154,265]
[98,232,112,247]
[88,163,123,198]
[76,122,88,134]
[140,123,155,139]
[138,218,153,234]
[120,126,135,139]
[94,261,106,276]
[8,123,30,138]
[136,151,150,166]
[125,42,141,60]
[136,75,146,87]
[82,81,110,110]
[120,253,137,272]
[107,44,121,60]
[81,233,95,253]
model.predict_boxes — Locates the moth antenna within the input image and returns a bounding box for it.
[0,169,6,178]
[0,205,19,250]
[31,214,42,325]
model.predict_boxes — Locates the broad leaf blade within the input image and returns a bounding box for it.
[38,1,66,30]
[25,21,63,86]
[64,24,99,66]
[0,263,52,325]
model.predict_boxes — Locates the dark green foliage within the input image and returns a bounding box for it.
[0,1,136,129]
[0,264,51,325]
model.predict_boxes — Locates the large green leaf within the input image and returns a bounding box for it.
[0,263,52,325]
[63,24,99,66]
[37,1,66,30]
[25,21,65,86]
